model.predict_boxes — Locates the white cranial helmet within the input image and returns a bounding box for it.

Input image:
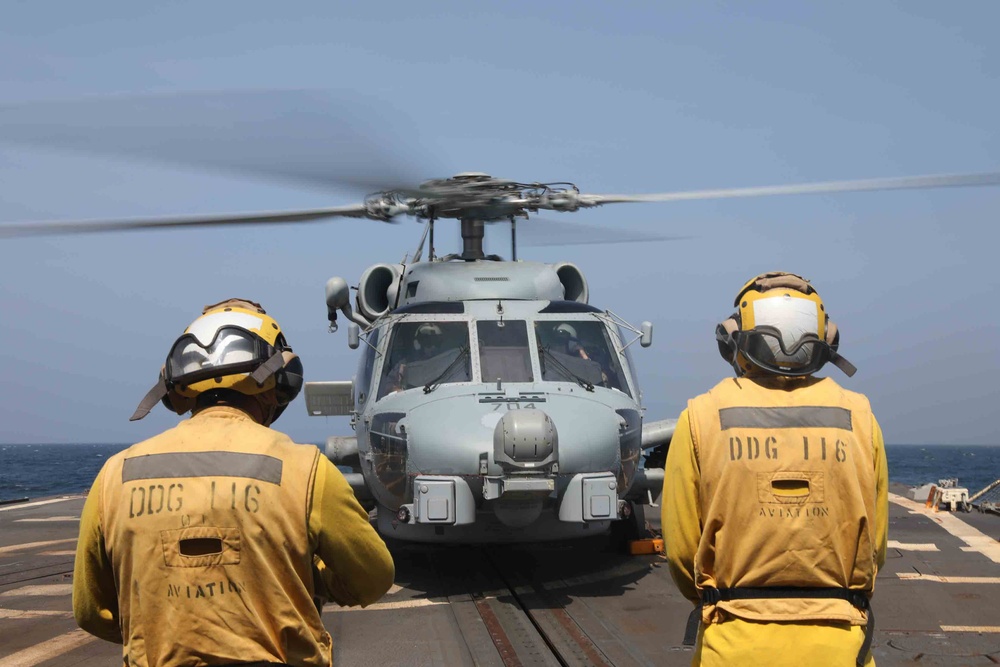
[555,323,577,339]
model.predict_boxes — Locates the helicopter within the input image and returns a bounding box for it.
[2,92,999,544]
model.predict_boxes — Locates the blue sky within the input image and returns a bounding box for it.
[0,1,997,445]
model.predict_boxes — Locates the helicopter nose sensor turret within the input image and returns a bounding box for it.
[489,409,559,528]
[493,408,559,473]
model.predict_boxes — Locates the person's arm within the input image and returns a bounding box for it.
[569,338,590,360]
[872,415,888,571]
[661,409,702,603]
[309,457,395,607]
[72,471,123,643]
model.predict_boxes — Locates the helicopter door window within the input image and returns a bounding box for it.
[534,321,631,395]
[477,320,533,383]
[378,321,471,398]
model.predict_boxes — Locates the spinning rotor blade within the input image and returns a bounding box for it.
[513,218,689,248]
[584,172,1000,205]
[0,204,372,238]
[0,90,438,194]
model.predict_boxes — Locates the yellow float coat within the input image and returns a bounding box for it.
[73,406,395,667]
[662,376,887,666]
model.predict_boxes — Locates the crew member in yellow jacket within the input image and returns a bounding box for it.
[73,298,395,667]
[662,273,888,667]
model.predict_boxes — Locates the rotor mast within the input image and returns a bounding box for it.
[460,218,487,260]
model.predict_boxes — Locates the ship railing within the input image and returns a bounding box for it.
[969,478,1000,515]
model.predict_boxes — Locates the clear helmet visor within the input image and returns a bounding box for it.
[166,326,265,383]
[738,328,828,376]
[739,295,827,376]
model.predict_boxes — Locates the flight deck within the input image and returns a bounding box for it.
[1,484,997,666]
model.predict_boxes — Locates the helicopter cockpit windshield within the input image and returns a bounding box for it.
[378,320,471,398]
[374,314,633,399]
[534,320,630,395]
[477,320,533,383]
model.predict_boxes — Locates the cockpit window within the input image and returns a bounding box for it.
[534,320,631,395]
[478,320,533,383]
[378,321,471,398]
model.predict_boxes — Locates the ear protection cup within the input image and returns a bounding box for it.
[160,390,195,415]
[825,319,840,349]
[715,315,740,364]
[273,351,304,407]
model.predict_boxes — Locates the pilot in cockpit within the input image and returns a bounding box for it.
[413,323,443,360]
[553,323,590,360]
[386,323,445,394]
[542,322,613,388]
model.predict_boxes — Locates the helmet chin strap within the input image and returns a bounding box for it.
[130,375,169,421]
[829,352,858,377]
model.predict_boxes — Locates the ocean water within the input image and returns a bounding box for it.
[0,443,132,501]
[883,444,1000,497]
[1,442,998,504]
